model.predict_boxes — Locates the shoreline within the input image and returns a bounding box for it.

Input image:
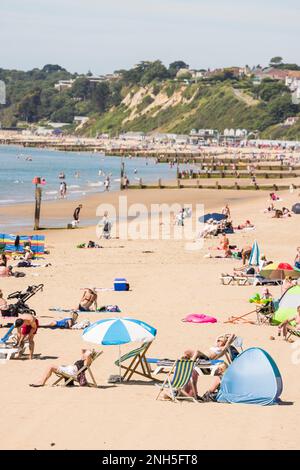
[0,186,273,233]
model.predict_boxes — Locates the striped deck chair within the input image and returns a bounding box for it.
[286,326,300,342]
[52,351,102,387]
[0,325,27,360]
[156,359,197,402]
[115,342,158,382]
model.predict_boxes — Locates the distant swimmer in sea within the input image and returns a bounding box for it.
[59,172,65,179]
[74,171,80,178]
[134,168,137,174]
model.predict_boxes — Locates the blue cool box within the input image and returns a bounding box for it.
[114,278,128,291]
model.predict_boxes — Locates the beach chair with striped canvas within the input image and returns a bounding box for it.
[115,342,159,382]
[52,351,102,387]
[0,325,28,360]
[156,359,197,402]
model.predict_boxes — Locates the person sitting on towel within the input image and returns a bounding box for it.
[78,288,97,312]
[29,349,93,387]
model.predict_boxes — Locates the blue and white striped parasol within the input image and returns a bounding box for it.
[82,317,156,345]
[82,318,157,380]
[249,240,260,266]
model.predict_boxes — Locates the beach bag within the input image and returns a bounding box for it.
[74,360,88,386]
[87,241,95,248]
[12,271,25,278]
[198,391,218,402]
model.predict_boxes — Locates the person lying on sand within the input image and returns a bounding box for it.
[29,349,93,387]
[235,220,254,230]
[78,288,97,312]
[40,312,78,329]
[278,305,300,341]
[197,363,228,402]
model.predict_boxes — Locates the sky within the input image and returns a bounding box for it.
[0,0,300,74]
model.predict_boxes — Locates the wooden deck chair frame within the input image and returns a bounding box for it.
[156,359,197,403]
[52,351,102,387]
[286,327,300,342]
[116,342,159,382]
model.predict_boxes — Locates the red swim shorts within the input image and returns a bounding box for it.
[21,319,39,336]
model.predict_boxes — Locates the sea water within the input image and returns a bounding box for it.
[0,145,178,205]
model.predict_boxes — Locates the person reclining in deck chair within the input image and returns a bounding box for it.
[40,312,78,329]
[29,349,93,387]
[278,305,300,341]
[193,334,236,362]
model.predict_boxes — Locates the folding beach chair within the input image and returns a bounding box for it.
[52,351,102,387]
[115,342,159,382]
[0,325,27,360]
[156,359,197,402]
[256,302,275,325]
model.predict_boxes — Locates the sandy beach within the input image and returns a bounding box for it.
[0,185,299,450]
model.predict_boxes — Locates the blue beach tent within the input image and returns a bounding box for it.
[217,348,282,405]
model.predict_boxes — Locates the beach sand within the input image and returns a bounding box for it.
[0,187,299,450]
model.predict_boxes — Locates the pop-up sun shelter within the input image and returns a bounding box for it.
[217,348,282,405]
[272,285,300,325]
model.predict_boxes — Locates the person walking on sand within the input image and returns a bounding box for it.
[15,313,39,359]
[73,204,82,227]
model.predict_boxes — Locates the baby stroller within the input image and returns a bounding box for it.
[5,284,44,317]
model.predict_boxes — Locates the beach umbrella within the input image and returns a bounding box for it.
[82,317,157,378]
[199,213,227,223]
[292,203,300,214]
[249,240,260,266]
[260,262,300,281]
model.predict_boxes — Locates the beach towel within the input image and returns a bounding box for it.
[182,314,217,324]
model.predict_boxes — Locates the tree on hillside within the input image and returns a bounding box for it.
[140,60,169,85]
[17,90,41,122]
[269,56,283,67]
[91,82,110,113]
[42,64,66,73]
[168,60,189,78]
[71,77,91,100]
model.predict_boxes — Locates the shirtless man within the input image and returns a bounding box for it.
[78,288,98,312]
[15,313,39,359]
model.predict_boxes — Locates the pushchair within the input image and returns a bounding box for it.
[4,284,44,317]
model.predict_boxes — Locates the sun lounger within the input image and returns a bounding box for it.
[52,350,102,387]
[220,274,249,286]
[156,359,197,402]
[115,342,158,382]
[0,325,27,360]
[148,358,223,376]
